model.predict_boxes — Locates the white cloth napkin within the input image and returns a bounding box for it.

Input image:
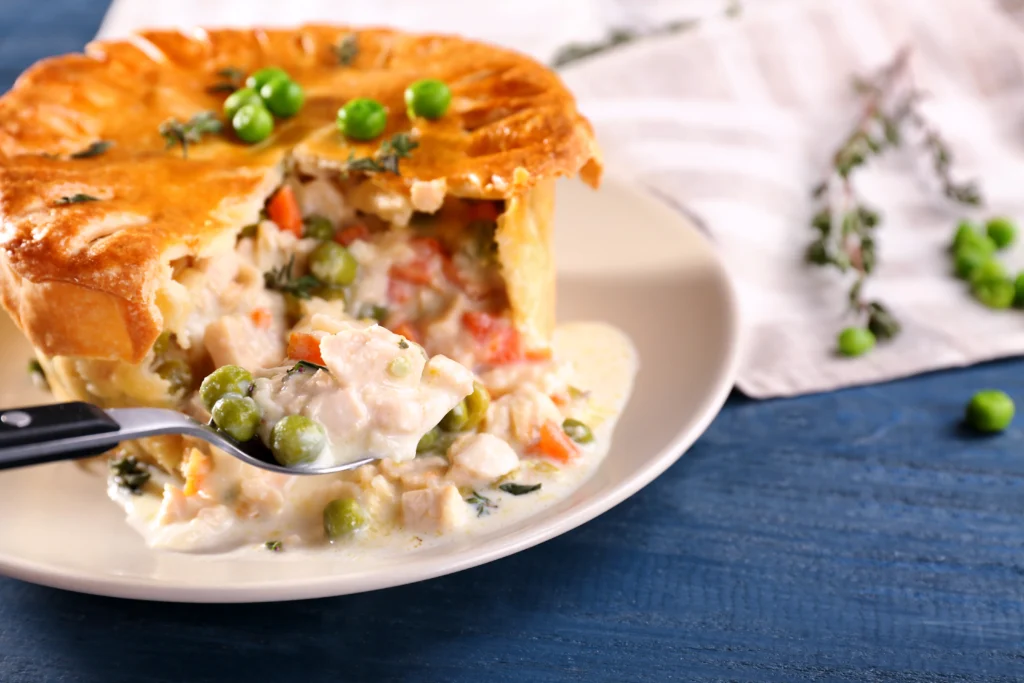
[99,0,1024,398]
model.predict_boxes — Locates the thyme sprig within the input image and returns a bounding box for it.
[550,2,741,68]
[806,48,982,344]
[159,111,223,159]
[465,491,497,517]
[263,255,321,299]
[345,133,418,175]
[551,21,696,68]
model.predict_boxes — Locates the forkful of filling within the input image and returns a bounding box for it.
[0,317,478,476]
[200,315,476,470]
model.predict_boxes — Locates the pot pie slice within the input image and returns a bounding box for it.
[0,26,637,550]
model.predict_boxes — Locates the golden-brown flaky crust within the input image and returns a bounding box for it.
[0,25,602,364]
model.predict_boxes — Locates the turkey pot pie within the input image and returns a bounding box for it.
[0,26,638,551]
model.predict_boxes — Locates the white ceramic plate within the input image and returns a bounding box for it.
[0,176,740,602]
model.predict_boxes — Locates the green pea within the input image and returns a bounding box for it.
[155,358,192,396]
[965,389,1015,433]
[986,216,1016,250]
[463,382,490,431]
[199,365,254,411]
[388,356,412,378]
[468,219,499,263]
[211,395,262,442]
[836,327,875,357]
[337,98,387,141]
[312,285,347,303]
[417,426,441,454]
[303,214,335,241]
[283,293,304,321]
[972,277,1015,309]
[358,304,389,324]
[404,79,452,120]
[951,220,981,253]
[562,418,594,444]
[954,239,996,279]
[245,67,289,91]
[152,331,173,356]
[968,259,1006,287]
[308,241,358,286]
[223,87,263,120]
[1014,273,1024,308]
[269,415,327,467]
[259,76,305,118]
[323,498,367,539]
[232,102,274,143]
[440,400,469,432]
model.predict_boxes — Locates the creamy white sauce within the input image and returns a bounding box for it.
[111,322,636,555]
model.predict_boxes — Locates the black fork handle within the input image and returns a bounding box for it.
[0,402,122,470]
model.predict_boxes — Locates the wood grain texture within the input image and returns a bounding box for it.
[1,1,1024,681]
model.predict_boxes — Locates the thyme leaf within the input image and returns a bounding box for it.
[344,133,419,176]
[499,482,542,496]
[465,490,498,517]
[70,140,113,159]
[54,194,100,205]
[159,111,223,159]
[110,455,151,495]
[377,133,418,172]
[287,359,329,376]
[334,34,358,66]
[206,83,237,94]
[207,66,246,93]
[263,255,321,299]
[345,155,385,173]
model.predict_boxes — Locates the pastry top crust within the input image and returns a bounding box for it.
[0,25,602,363]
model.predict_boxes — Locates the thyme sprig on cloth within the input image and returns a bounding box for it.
[806,48,982,347]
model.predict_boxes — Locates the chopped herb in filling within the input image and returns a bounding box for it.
[110,455,151,495]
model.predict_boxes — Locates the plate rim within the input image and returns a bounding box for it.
[0,176,743,602]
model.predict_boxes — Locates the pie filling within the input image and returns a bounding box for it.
[45,169,636,551]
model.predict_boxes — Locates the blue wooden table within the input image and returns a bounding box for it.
[2,2,1023,681]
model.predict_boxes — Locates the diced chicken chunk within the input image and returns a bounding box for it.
[293,178,353,224]
[348,181,413,226]
[447,433,520,487]
[401,484,468,533]
[380,455,448,490]
[238,476,286,516]
[410,178,447,213]
[348,233,415,310]
[251,319,474,466]
[486,386,564,445]
[204,314,285,370]
[156,484,194,525]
